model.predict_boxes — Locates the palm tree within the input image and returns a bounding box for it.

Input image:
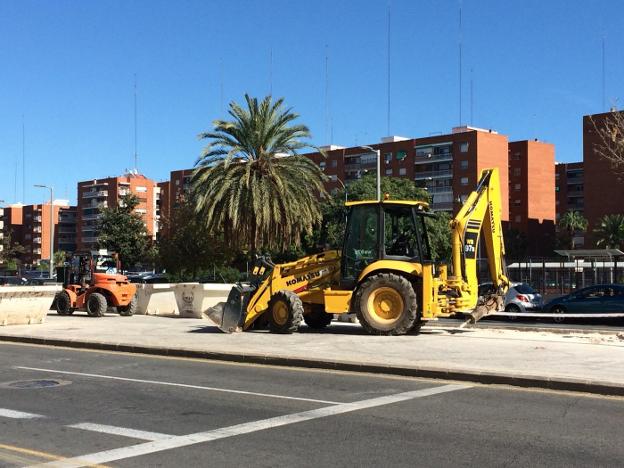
[558,211,588,249]
[594,214,624,249]
[193,95,326,252]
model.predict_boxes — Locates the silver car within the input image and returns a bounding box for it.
[478,282,543,318]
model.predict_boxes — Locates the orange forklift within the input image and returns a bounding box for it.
[55,250,137,317]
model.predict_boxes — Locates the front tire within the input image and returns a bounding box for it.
[86,292,107,317]
[118,296,137,316]
[551,306,565,323]
[56,291,74,316]
[268,290,304,334]
[354,273,418,335]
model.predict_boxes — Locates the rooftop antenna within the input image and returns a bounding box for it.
[13,157,17,203]
[269,47,273,96]
[386,0,391,136]
[324,44,330,143]
[22,115,25,203]
[602,36,606,111]
[470,67,474,125]
[219,58,224,114]
[458,0,463,126]
[133,74,138,171]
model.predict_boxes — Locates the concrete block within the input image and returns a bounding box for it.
[173,283,234,319]
[135,284,180,316]
[0,286,61,326]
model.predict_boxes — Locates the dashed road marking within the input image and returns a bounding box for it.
[31,383,469,468]
[15,366,341,405]
[0,408,43,419]
[68,423,174,441]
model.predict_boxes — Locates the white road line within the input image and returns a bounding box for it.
[68,423,174,441]
[14,366,341,405]
[0,408,43,419]
[31,383,469,468]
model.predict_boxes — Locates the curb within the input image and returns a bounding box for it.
[426,321,624,336]
[1,335,623,397]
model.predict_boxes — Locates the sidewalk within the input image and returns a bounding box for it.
[1,313,624,395]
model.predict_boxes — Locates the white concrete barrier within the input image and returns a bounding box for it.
[135,283,234,318]
[173,283,234,319]
[0,286,61,326]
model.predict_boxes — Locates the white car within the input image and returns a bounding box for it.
[478,282,543,318]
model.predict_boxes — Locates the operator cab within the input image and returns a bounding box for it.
[64,250,120,288]
[341,200,432,287]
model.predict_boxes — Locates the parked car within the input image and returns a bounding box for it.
[0,276,28,286]
[478,282,543,319]
[543,284,624,323]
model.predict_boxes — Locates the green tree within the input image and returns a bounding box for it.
[594,214,624,249]
[193,94,326,252]
[0,231,25,266]
[97,194,154,269]
[558,210,588,250]
[158,199,235,281]
[425,212,452,262]
[53,250,67,267]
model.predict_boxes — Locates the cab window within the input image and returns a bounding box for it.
[342,205,379,279]
[383,205,417,259]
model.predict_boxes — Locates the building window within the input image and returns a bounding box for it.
[514,199,521,206]
[385,169,393,175]
[384,152,392,163]
[319,162,326,171]
[329,174,337,182]
[515,215,521,223]
[460,177,469,186]
[135,186,148,193]
[511,152,521,161]
[460,142,469,153]
[555,186,560,192]
[331,160,337,168]
[513,168,521,176]
[460,160,468,170]
[514,183,521,191]
[396,150,407,161]
[399,168,407,175]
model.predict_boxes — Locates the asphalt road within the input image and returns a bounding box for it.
[1,343,624,467]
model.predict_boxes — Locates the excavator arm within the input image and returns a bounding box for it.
[448,168,509,319]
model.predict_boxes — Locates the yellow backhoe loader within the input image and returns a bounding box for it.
[207,167,509,335]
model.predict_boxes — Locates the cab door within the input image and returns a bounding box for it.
[341,205,380,287]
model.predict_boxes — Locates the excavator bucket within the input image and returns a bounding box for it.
[205,284,254,333]
[467,295,504,324]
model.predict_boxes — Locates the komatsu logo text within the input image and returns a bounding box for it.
[286,270,324,287]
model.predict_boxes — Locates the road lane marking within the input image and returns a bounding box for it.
[0,408,43,419]
[32,383,469,468]
[14,366,341,405]
[0,444,110,468]
[68,423,174,441]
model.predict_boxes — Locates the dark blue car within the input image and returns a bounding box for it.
[543,284,624,322]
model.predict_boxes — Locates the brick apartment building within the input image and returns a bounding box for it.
[0,201,77,266]
[76,172,160,251]
[583,110,624,239]
[157,168,194,237]
[305,126,510,219]
[555,162,584,220]
[508,140,556,254]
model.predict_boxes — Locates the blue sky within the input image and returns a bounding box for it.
[1,0,622,205]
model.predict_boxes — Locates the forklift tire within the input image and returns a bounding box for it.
[118,296,137,316]
[303,305,333,329]
[354,273,418,335]
[268,290,304,334]
[56,292,74,316]
[86,292,107,317]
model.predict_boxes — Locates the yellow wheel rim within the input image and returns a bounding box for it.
[272,300,289,326]
[367,287,404,323]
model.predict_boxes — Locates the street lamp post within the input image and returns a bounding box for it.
[358,145,381,201]
[34,184,54,278]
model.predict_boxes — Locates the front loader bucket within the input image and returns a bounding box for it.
[205,284,253,333]
[467,295,504,324]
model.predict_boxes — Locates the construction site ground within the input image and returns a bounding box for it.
[1,313,624,396]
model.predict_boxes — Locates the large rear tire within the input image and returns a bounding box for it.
[118,296,137,316]
[354,273,418,335]
[303,305,333,329]
[56,291,74,316]
[86,292,107,317]
[268,290,304,334]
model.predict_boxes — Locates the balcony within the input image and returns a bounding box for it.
[414,152,453,165]
[82,190,108,199]
[82,236,98,244]
[82,214,101,221]
[431,202,453,211]
[33,237,42,244]
[414,170,453,180]
[57,227,76,234]
[424,186,453,194]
